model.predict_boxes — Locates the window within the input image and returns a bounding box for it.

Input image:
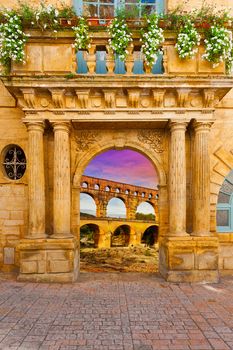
[74,0,164,17]
[217,170,233,232]
[2,145,26,180]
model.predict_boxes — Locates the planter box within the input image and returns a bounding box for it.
[11,32,76,75]
[165,44,225,75]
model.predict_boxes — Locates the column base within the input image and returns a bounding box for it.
[159,236,219,283]
[17,238,79,283]
[24,233,47,239]
[50,233,73,239]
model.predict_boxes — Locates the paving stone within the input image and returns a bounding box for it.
[0,273,232,349]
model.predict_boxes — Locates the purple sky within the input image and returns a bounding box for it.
[84,149,158,189]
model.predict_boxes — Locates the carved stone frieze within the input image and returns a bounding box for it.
[138,130,164,153]
[75,131,101,151]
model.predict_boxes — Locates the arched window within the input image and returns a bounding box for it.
[217,170,233,232]
[134,191,138,196]
[105,186,110,192]
[2,145,26,180]
[136,201,155,221]
[107,198,126,218]
[142,192,145,198]
[116,188,120,193]
[94,184,100,190]
[80,193,97,216]
[82,182,88,188]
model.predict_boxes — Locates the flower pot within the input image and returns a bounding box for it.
[158,19,172,29]
[195,20,211,29]
[59,18,78,27]
[87,18,99,26]
[126,19,145,28]
[98,18,113,26]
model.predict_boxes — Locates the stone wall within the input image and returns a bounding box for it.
[0,87,28,271]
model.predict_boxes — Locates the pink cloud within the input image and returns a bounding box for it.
[84,150,158,189]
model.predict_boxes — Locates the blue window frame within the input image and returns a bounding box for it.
[74,0,165,74]
[217,170,233,232]
[74,0,164,17]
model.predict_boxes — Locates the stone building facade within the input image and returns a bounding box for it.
[0,0,233,282]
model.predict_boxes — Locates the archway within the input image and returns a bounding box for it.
[107,197,126,218]
[141,225,158,246]
[76,144,165,273]
[111,225,130,247]
[80,224,100,247]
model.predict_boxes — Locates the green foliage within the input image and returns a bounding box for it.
[0,10,28,71]
[108,17,132,61]
[73,17,91,51]
[136,212,155,221]
[141,13,164,67]
[175,20,200,59]
[202,25,232,68]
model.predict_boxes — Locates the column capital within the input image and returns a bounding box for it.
[25,121,45,133]
[192,120,214,133]
[52,121,71,134]
[169,120,188,132]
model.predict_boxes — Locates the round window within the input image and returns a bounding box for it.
[3,145,26,180]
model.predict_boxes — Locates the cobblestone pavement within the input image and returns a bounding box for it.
[0,273,233,350]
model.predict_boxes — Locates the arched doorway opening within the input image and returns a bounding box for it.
[111,225,130,247]
[78,147,162,273]
[141,225,158,246]
[80,224,100,248]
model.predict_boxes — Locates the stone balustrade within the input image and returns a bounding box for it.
[10,29,226,77]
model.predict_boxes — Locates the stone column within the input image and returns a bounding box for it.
[192,121,212,236]
[52,122,72,238]
[26,122,46,239]
[169,121,188,236]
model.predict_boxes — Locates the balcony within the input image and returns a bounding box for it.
[2,28,233,126]
[9,28,226,76]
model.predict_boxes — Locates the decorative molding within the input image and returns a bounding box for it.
[21,88,36,108]
[203,89,215,108]
[75,131,100,151]
[177,89,190,108]
[49,89,66,108]
[138,130,164,153]
[75,89,90,109]
[103,89,116,108]
[127,89,140,108]
[152,89,165,108]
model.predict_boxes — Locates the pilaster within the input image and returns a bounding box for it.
[169,121,188,236]
[26,121,46,239]
[52,122,72,238]
[192,121,212,236]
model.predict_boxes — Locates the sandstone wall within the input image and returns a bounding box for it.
[0,86,28,270]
